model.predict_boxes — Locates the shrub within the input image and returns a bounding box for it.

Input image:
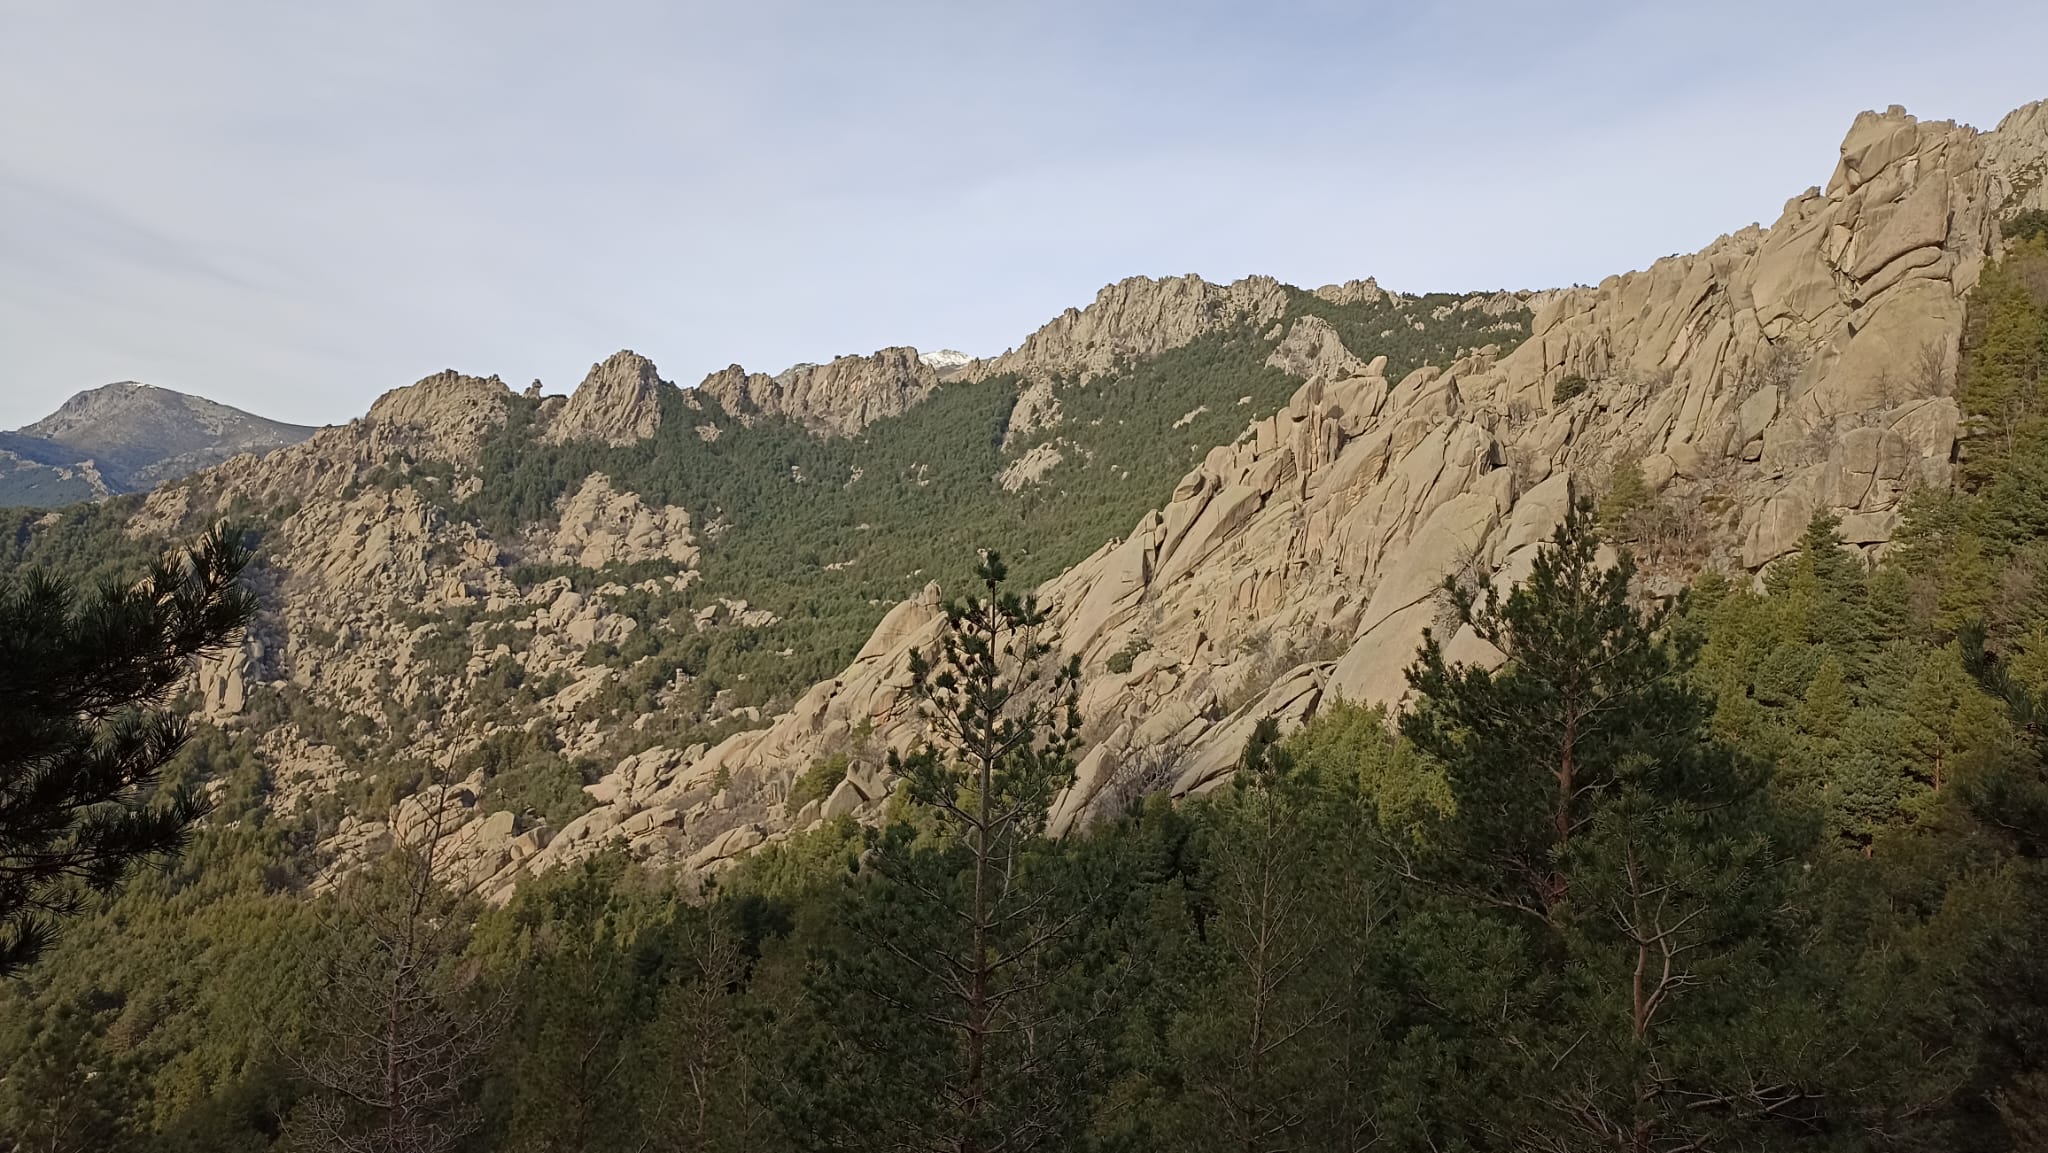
[2007,208,2048,245]
[466,730,597,827]
[1106,637,1152,675]
[787,753,850,811]
[1553,374,1589,404]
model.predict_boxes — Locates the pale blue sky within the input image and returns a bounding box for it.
[3,0,2045,428]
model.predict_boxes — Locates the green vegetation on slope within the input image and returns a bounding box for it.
[18,473,2048,1148]
[0,494,158,587]
[450,285,1530,726]
[0,282,1531,758]
[0,280,1564,1150]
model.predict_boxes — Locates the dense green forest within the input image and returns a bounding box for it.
[9,239,2048,1152]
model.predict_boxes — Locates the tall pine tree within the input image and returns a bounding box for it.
[792,551,1117,1153]
[1400,498,1810,1151]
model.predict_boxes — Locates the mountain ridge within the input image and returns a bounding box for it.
[8,96,2046,904]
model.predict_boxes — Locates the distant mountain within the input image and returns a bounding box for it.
[0,382,317,506]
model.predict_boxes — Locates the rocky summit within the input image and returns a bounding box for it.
[8,99,2047,904]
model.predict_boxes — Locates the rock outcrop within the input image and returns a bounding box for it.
[1986,100,2048,217]
[128,371,516,545]
[487,100,2048,881]
[72,98,2048,906]
[1265,315,1376,382]
[698,347,939,436]
[547,351,667,446]
[964,274,1292,384]
[364,370,514,462]
[997,442,1065,491]
[546,473,699,570]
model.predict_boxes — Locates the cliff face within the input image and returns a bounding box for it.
[43,98,2046,903]
[497,101,2048,885]
[963,274,1295,384]
[1985,100,2048,216]
[546,351,667,446]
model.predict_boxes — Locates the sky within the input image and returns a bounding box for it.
[3,1,2046,429]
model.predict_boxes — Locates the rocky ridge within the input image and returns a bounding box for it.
[962,274,1535,445]
[482,101,2048,888]
[697,346,940,437]
[69,99,2048,903]
[962,274,1295,385]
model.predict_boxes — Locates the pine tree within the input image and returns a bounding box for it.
[1957,236,2048,487]
[0,525,255,975]
[794,550,1112,1153]
[0,998,137,1151]
[1400,499,1809,1151]
[1400,498,1696,925]
[286,800,508,1153]
[645,903,771,1153]
[1159,719,1391,1153]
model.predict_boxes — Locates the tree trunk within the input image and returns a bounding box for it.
[1552,693,1578,920]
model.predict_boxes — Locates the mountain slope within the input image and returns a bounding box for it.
[6,98,2044,905]
[2,276,1523,895]
[496,100,2048,883]
[0,382,317,506]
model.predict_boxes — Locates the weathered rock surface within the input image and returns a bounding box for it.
[82,99,2048,901]
[1264,315,1372,382]
[505,100,2048,874]
[997,442,1065,491]
[546,473,698,570]
[1985,100,2048,217]
[547,350,666,446]
[963,274,1292,384]
[364,370,514,462]
[698,346,939,436]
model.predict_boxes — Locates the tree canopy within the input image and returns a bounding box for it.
[0,525,254,975]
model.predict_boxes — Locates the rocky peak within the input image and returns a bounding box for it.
[364,370,513,461]
[546,350,668,446]
[964,274,1291,384]
[1311,278,1388,307]
[22,381,168,441]
[696,346,939,437]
